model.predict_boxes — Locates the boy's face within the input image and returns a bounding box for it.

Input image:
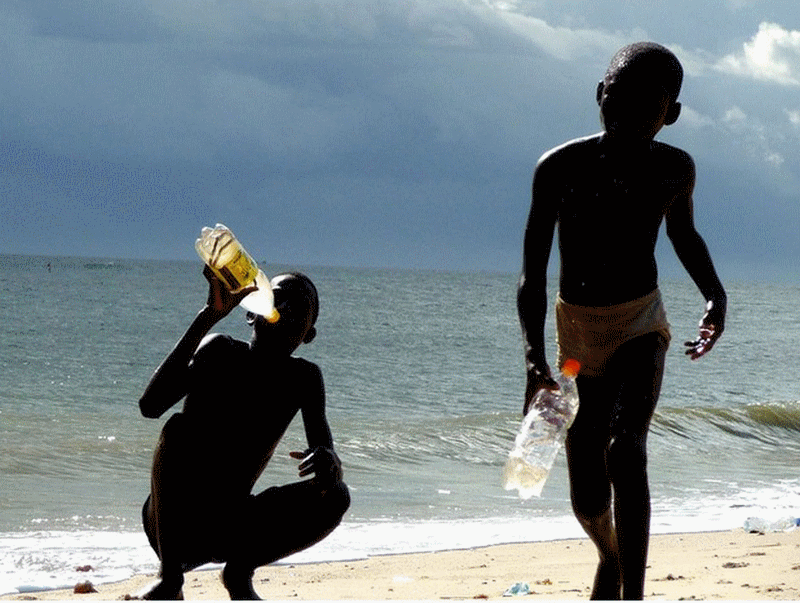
[250,274,318,354]
[597,64,674,144]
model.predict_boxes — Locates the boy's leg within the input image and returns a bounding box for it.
[141,494,185,600]
[139,415,210,600]
[565,375,620,600]
[222,479,350,600]
[605,332,668,600]
[565,331,668,600]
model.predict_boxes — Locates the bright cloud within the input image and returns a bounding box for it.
[723,106,747,124]
[716,22,800,86]
[677,105,715,129]
[786,109,800,128]
[473,1,630,63]
[719,105,787,168]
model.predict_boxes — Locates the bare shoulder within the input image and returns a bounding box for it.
[291,357,324,389]
[652,141,695,179]
[292,356,321,373]
[194,332,241,360]
[197,332,231,350]
[538,133,602,167]
[534,134,603,191]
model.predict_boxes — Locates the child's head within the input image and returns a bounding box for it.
[248,272,319,352]
[275,272,319,326]
[597,42,683,142]
[605,42,683,102]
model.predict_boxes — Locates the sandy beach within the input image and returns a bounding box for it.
[6,529,798,601]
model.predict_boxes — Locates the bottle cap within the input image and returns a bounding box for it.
[239,270,280,322]
[561,358,581,377]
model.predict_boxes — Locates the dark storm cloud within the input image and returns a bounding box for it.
[1,0,798,276]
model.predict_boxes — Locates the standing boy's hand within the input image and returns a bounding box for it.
[684,299,725,359]
[524,365,559,415]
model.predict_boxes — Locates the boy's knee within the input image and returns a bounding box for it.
[607,437,647,483]
[324,481,351,523]
[571,485,611,522]
[293,480,350,529]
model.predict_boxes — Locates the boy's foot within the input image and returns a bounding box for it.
[222,565,261,600]
[134,577,185,600]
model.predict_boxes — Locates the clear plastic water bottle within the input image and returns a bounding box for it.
[195,224,280,322]
[743,516,800,533]
[503,359,581,499]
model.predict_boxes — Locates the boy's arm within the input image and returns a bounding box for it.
[138,267,256,418]
[518,154,560,414]
[665,157,727,360]
[291,364,343,486]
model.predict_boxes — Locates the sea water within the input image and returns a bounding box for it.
[1,254,799,594]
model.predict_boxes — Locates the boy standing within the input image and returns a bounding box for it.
[517,42,726,599]
[138,266,350,600]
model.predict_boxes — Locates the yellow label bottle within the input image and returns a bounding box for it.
[195,224,279,322]
[195,224,259,292]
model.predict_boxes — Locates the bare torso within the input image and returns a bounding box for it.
[179,335,318,498]
[544,134,694,305]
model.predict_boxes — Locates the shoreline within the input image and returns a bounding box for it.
[5,529,798,600]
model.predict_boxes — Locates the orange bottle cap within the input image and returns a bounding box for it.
[562,358,581,377]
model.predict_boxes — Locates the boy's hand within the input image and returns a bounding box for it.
[290,447,343,485]
[524,364,558,415]
[684,299,725,360]
[202,265,257,318]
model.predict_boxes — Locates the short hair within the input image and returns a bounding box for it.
[284,272,319,325]
[606,42,683,101]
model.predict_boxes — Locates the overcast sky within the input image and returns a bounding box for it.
[2,0,799,278]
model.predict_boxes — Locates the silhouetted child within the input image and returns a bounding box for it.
[517,42,726,599]
[138,266,350,600]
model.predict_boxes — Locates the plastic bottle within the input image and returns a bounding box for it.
[194,224,280,322]
[743,516,799,533]
[503,359,581,499]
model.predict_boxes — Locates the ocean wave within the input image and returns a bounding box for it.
[337,412,517,471]
[341,400,800,473]
[652,400,800,445]
[744,400,800,431]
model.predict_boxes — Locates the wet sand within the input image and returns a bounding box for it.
[8,529,799,600]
